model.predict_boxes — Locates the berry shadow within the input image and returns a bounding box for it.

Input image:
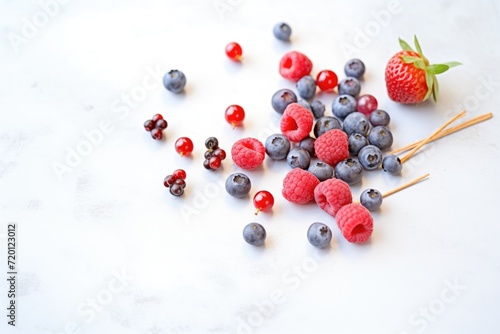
[223,59,244,74]
[162,89,188,107]
[272,39,292,54]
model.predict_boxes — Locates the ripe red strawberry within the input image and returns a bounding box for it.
[385,36,461,104]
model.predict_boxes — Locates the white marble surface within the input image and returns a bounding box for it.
[1,0,500,333]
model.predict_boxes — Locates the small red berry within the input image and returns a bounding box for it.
[225,42,242,61]
[209,156,222,169]
[155,119,168,130]
[316,70,338,92]
[144,120,155,131]
[164,174,177,187]
[357,94,378,116]
[213,148,226,160]
[225,105,245,128]
[174,178,186,189]
[175,137,194,156]
[173,169,186,180]
[151,128,163,140]
[253,190,274,215]
[152,114,163,122]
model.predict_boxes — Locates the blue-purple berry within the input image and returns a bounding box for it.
[332,94,357,120]
[307,222,332,248]
[314,116,342,138]
[344,59,366,79]
[343,112,370,136]
[368,126,393,150]
[358,145,382,170]
[225,173,251,198]
[348,133,368,156]
[273,22,292,42]
[360,189,383,211]
[243,223,266,246]
[308,160,333,181]
[298,136,315,157]
[338,77,361,97]
[382,154,403,175]
[286,148,311,170]
[296,75,316,100]
[310,100,325,119]
[334,158,364,185]
[163,70,186,94]
[265,134,291,160]
[369,110,391,127]
[272,88,297,114]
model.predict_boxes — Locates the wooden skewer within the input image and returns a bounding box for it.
[400,110,466,164]
[382,173,430,198]
[390,112,493,155]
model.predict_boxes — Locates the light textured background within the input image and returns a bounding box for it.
[1,0,500,333]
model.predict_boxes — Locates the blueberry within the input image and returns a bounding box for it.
[358,145,382,170]
[307,222,332,248]
[382,154,403,175]
[243,223,266,246]
[272,89,297,114]
[298,99,312,112]
[369,109,391,127]
[163,69,186,94]
[368,126,393,150]
[343,112,370,136]
[225,173,251,198]
[338,77,361,97]
[334,158,364,185]
[360,189,383,211]
[296,75,316,100]
[286,148,311,169]
[308,160,333,181]
[348,133,368,156]
[310,100,325,119]
[298,136,315,157]
[332,94,357,120]
[265,134,291,160]
[314,116,342,138]
[273,22,292,42]
[344,59,366,79]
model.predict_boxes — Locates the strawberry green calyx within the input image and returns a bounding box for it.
[398,35,461,102]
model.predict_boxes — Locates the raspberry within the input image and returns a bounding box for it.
[314,179,352,217]
[282,169,319,204]
[280,103,314,142]
[279,51,313,81]
[314,129,349,166]
[336,204,373,243]
[231,137,266,170]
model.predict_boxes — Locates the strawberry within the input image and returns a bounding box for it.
[385,36,461,104]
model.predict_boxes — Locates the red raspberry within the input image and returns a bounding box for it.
[231,137,266,170]
[280,103,314,142]
[314,179,352,217]
[314,129,349,166]
[282,169,319,204]
[279,51,313,81]
[336,204,373,243]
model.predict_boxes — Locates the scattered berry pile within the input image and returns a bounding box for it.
[147,25,462,249]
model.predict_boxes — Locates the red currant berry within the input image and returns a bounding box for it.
[152,114,163,122]
[173,169,186,180]
[164,174,177,187]
[175,137,194,156]
[151,128,163,140]
[213,148,226,160]
[225,104,245,128]
[155,119,168,130]
[225,42,242,61]
[174,178,186,189]
[316,70,338,92]
[209,156,222,169]
[357,94,378,116]
[144,120,155,131]
[253,190,274,215]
